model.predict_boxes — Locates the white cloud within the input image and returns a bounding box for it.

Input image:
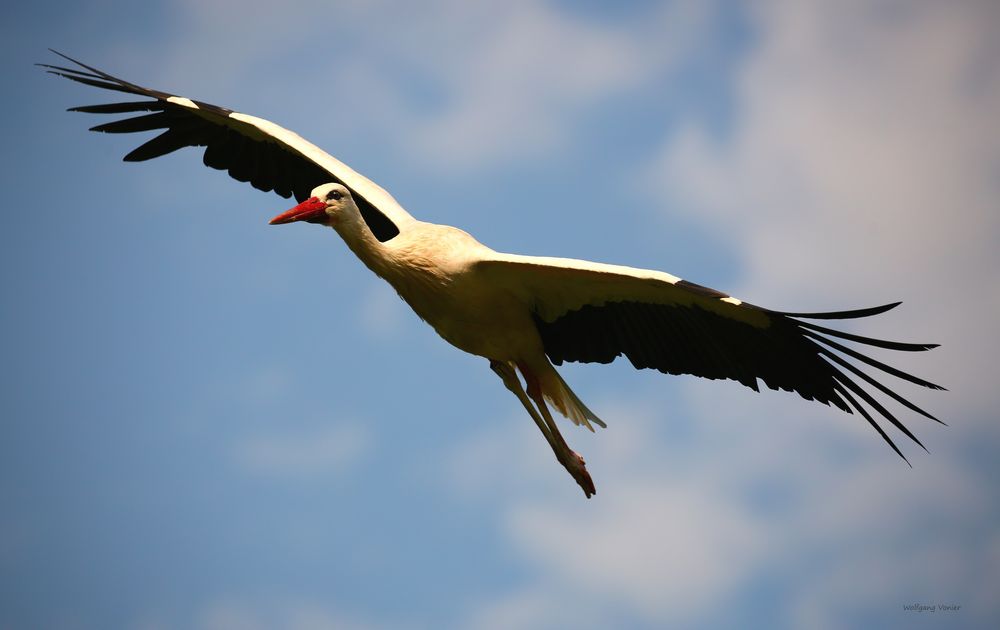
[507,483,764,619]
[651,0,1000,418]
[196,598,382,630]
[449,403,770,626]
[451,1,1000,627]
[394,0,699,169]
[92,2,1000,627]
[453,383,997,627]
[148,0,713,171]
[464,589,594,630]
[233,421,371,478]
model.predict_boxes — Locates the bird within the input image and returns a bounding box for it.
[43,51,944,497]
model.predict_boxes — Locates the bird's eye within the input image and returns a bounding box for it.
[327,190,343,201]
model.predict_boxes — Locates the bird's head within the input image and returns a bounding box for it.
[268,183,356,227]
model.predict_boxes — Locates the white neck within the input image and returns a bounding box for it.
[331,213,395,279]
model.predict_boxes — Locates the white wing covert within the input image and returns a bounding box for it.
[42,51,414,242]
[475,253,945,461]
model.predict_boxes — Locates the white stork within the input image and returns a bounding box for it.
[44,52,944,497]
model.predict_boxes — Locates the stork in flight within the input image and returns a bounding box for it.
[44,52,944,497]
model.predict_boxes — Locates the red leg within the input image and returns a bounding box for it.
[517,362,596,498]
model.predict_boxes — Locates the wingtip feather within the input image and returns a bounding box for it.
[777,301,903,320]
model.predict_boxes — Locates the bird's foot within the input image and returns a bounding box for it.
[559,450,596,498]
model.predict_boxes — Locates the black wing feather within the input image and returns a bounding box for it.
[125,130,195,162]
[775,301,901,319]
[89,111,175,134]
[69,101,166,114]
[535,297,942,460]
[44,51,400,241]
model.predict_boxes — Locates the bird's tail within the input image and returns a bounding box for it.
[545,368,607,431]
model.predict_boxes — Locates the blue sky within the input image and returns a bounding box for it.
[2,1,999,628]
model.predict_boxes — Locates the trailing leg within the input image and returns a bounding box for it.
[490,360,596,497]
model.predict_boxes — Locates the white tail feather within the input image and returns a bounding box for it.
[545,369,607,431]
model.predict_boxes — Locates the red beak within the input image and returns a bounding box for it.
[269,197,327,225]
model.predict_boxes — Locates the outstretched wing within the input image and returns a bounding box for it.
[42,50,413,242]
[475,252,945,461]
